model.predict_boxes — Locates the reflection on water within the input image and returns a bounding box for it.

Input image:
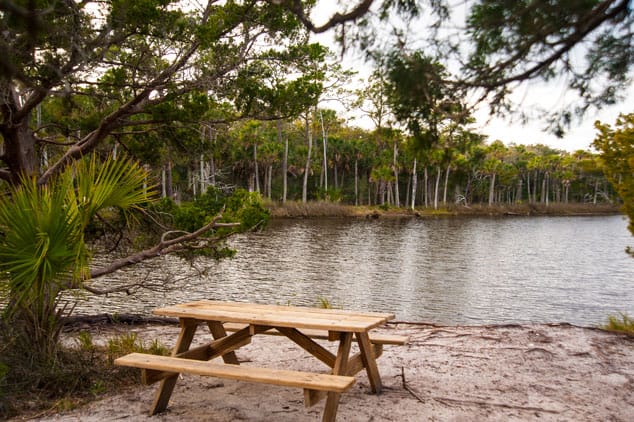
[71,215,634,326]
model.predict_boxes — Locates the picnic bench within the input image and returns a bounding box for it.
[115,300,408,421]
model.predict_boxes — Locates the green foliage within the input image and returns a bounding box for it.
[593,114,634,254]
[464,0,634,132]
[149,187,269,259]
[0,154,153,372]
[602,313,634,336]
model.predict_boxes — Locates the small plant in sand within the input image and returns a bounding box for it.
[602,313,634,336]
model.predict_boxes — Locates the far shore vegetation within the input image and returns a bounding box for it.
[266,201,622,219]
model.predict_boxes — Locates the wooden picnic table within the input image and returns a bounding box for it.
[115,300,406,421]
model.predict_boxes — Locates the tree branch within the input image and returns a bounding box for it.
[88,214,240,279]
[276,0,374,33]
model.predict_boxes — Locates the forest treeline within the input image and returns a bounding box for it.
[128,114,616,210]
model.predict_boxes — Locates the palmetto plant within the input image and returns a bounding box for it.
[0,155,152,361]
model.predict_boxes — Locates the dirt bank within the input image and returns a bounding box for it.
[23,322,634,422]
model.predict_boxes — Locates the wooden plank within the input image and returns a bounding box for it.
[207,321,239,364]
[114,353,355,393]
[154,301,394,332]
[172,300,395,319]
[303,344,383,407]
[322,332,353,422]
[149,318,197,415]
[141,335,252,385]
[223,322,409,345]
[356,332,382,394]
[275,326,336,368]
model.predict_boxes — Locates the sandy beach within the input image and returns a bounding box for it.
[18,321,633,422]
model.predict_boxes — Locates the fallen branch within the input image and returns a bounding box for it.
[400,367,425,404]
[428,395,562,414]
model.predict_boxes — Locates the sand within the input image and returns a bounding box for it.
[24,322,634,422]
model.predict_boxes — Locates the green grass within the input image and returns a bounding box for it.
[602,313,634,336]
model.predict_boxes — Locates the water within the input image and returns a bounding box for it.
[74,215,634,326]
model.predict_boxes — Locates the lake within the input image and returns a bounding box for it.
[76,215,634,326]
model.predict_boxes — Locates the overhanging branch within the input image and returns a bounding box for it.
[88,214,240,280]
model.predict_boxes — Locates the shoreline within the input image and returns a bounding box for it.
[267,201,622,219]
[25,321,634,422]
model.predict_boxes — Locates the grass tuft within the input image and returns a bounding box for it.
[602,313,634,336]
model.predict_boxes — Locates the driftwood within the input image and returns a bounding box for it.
[62,313,177,330]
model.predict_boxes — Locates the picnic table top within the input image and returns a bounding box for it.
[153,300,395,332]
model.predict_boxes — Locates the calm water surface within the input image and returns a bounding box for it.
[76,215,634,326]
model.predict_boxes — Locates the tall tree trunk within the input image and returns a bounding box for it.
[411,158,417,210]
[424,166,429,208]
[161,167,167,198]
[280,120,288,203]
[209,156,216,187]
[354,158,359,206]
[393,142,400,207]
[253,143,260,193]
[443,164,450,205]
[517,178,523,203]
[434,166,441,210]
[488,173,496,206]
[302,116,312,203]
[199,154,206,195]
[526,172,532,203]
[267,164,272,199]
[320,110,328,192]
[165,161,173,199]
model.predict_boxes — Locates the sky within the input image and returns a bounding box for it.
[309,1,633,153]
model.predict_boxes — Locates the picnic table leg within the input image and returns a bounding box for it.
[322,332,353,422]
[149,318,197,415]
[207,321,240,364]
[355,332,383,393]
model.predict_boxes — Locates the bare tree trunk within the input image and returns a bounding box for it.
[443,164,450,205]
[526,172,531,203]
[267,164,272,199]
[393,142,400,207]
[207,157,214,187]
[253,143,260,193]
[424,166,429,208]
[354,158,359,206]
[161,167,167,198]
[488,173,496,206]
[302,116,312,203]
[434,166,441,210]
[199,154,206,195]
[320,110,328,192]
[280,120,288,203]
[411,158,417,210]
[165,161,173,199]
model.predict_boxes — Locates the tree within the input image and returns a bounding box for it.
[462,0,633,133]
[0,155,150,360]
[593,114,634,256]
